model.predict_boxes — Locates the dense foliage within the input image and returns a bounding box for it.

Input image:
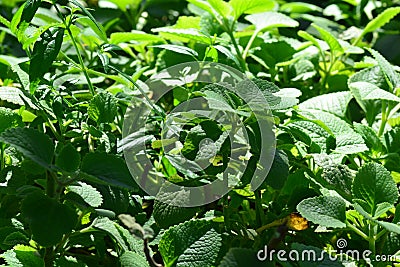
[1,0,400,266]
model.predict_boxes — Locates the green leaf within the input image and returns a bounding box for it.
[353,203,400,233]
[208,0,233,19]
[106,0,141,11]
[152,27,212,44]
[280,2,322,13]
[0,127,54,168]
[153,187,198,229]
[70,0,105,41]
[159,220,222,267]
[151,44,198,57]
[0,107,23,134]
[81,152,138,190]
[110,31,165,44]
[10,4,25,35]
[362,7,400,38]
[20,0,41,24]
[245,11,299,32]
[352,162,399,214]
[219,248,265,267]
[287,120,333,153]
[368,48,400,90]
[21,191,77,247]
[68,182,103,208]
[349,81,400,102]
[297,195,347,228]
[91,217,130,251]
[0,87,37,109]
[321,164,353,200]
[29,27,64,81]
[229,0,275,19]
[55,143,81,172]
[312,24,344,56]
[298,91,352,118]
[88,91,118,124]
[1,245,44,267]
[354,123,384,152]
[264,149,289,189]
[120,251,150,267]
[298,109,368,154]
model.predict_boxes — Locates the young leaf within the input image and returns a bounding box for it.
[29,27,64,82]
[159,220,222,267]
[151,44,199,57]
[352,163,398,214]
[109,31,165,45]
[20,0,42,24]
[245,11,299,32]
[368,48,400,91]
[361,7,400,39]
[230,0,275,19]
[0,127,54,168]
[70,0,106,41]
[208,0,233,19]
[21,191,77,247]
[88,91,118,124]
[311,24,344,56]
[297,195,347,228]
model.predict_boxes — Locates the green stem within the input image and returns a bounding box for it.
[254,189,264,227]
[0,144,5,171]
[46,171,56,198]
[242,30,259,60]
[226,30,248,72]
[346,222,369,240]
[54,5,95,96]
[369,224,376,255]
[44,247,55,267]
[378,100,388,137]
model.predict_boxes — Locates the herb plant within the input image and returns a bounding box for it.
[0,0,400,266]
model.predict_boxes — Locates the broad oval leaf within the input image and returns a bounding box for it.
[245,11,299,32]
[81,152,138,190]
[88,91,118,124]
[352,162,399,214]
[298,91,352,118]
[229,0,276,19]
[21,191,77,247]
[0,127,54,168]
[159,220,222,267]
[297,195,347,228]
[68,182,103,208]
[29,27,64,81]
[349,81,400,102]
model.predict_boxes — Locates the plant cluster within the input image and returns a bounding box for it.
[0,0,400,266]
